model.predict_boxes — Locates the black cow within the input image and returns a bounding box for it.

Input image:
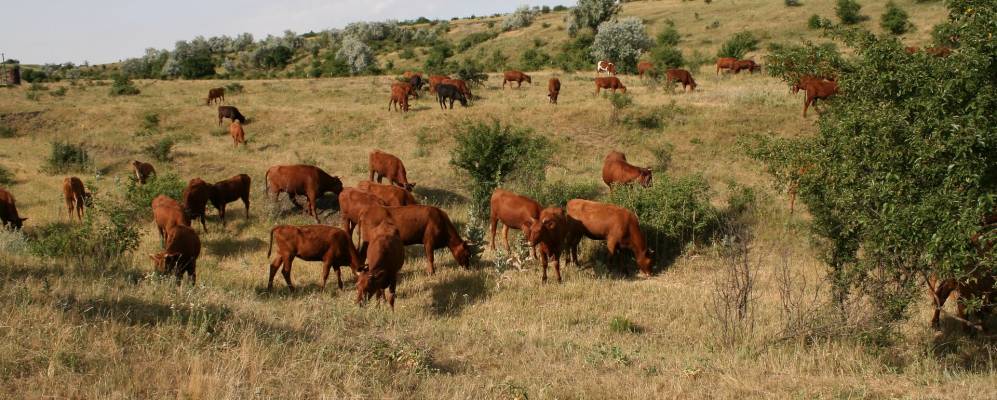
[218,106,246,125]
[409,75,424,92]
[436,84,468,110]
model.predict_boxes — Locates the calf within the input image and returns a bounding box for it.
[665,69,697,92]
[131,160,156,184]
[926,46,952,57]
[547,78,561,104]
[716,57,737,75]
[338,187,386,244]
[597,60,617,75]
[150,224,201,286]
[62,176,91,222]
[210,174,251,225]
[637,61,654,79]
[489,189,541,257]
[442,78,472,101]
[206,87,225,105]
[152,195,189,244]
[428,75,450,93]
[388,84,411,112]
[594,77,626,95]
[369,150,415,191]
[217,106,246,125]
[732,59,761,74]
[355,216,405,309]
[267,225,361,291]
[436,84,468,109]
[357,181,417,206]
[602,151,652,189]
[229,120,246,146]
[182,178,213,232]
[265,164,344,223]
[0,188,27,230]
[802,80,839,117]
[359,204,471,274]
[525,207,571,283]
[503,70,531,88]
[791,75,833,95]
[565,199,653,275]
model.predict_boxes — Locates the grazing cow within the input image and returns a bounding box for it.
[489,189,541,257]
[357,181,417,206]
[926,46,952,57]
[665,69,697,92]
[131,160,156,184]
[267,225,361,291]
[905,46,920,54]
[394,81,419,100]
[428,75,450,93]
[547,78,561,104]
[150,224,201,285]
[565,199,654,275]
[716,57,737,75]
[602,151,652,190]
[217,106,246,125]
[525,207,572,283]
[503,70,532,88]
[182,178,213,232]
[355,215,405,309]
[408,75,424,93]
[442,78,472,101]
[594,77,626,95]
[229,120,246,147]
[62,176,90,222]
[637,61,654,79]
[338,187,386,243]
[388,84,411,112]
[206,87,225,105]
[403,71,423,80]
[151,195,189,244]
[358,204,471,274]
[791,75,834,95]
[597,60,617,75]
[436,84,468,109]
[0,188,27,230]
[732,59,761,74]
[802,80,839,117]
[369,150,415,191]
[931,222,996,331]
[265,164,344,223]
[210,174,251,225]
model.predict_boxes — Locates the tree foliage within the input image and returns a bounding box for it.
[880,2,913,35]
[649,22,685,69]
[765,41,849,87]
[836,0,865,25]
[591,17,654,74]
[569,0,620,36]
[717,31,760,59]
[502,5,537,31]
[337,36,376,74]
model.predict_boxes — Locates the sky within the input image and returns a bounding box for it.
[2,0,575,65]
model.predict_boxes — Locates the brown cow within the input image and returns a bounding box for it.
[357,181,417,206]
[602,151,652,190]
[442,78,472,101]
[150,224,201,285]
[359,204,471,274]
[210,174,251,225]
[265,164,344,223]
[716,57,737,75]
[594,77,626,95]
[904,46,920,54]
[732,59,761,74]
[597,60,617,75]
[428,75,450,93]
[503,70,531,88]
[565,199,653,275]
[637,61,654,79]
[388,84,411,112]
[525,207,572,283]
[338,187,387,244]
[403,71,423,80]
[665,69,697,92]
[931,275,996,332]
[0,188,27,230]
[182,178,213,232]
[62,176,90,222]
[394,81,418,99]
[267,225,361,291]
[926,46,952,57]
[791,75,833,95]
[152,195,189,244]
[489,189,540,257]
[547,78,561,104]
[802,80,839,117]
[229,120,246,146]
[206,87,225,105]
[369,150,415,191]
[355,215,405,309]
[131,160,156,184]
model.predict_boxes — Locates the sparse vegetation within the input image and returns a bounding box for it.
[44,141,91,173]
[108,75,140,96]
[143,137,175,162]
[0,165,13,185]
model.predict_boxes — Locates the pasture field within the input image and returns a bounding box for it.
[1,69,995,399]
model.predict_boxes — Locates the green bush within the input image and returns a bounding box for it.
[143,138,175,162]
[122,172,186,218]
[520,48,551,71]
[50,87,67,97]
[880,2,913,35]
[651,142,674,172]
[808,14,828,29]
[765,41,848,90]
[519,180,602,209]
[45,142,91,173]
[0,165,13,185]
[29,199,140,271]
[608,93,633,124]
[0,125,14,138]
[109,75,140,96]
[455,59,489,86]
[609,316,641,334]
[224,82,244,94]
[554,33,595,72]
[457,31,498,52]
[836,0,865,25]
[717,31,759,59]
[142,112,160,131]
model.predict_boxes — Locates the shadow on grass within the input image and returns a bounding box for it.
[414,186,466,208]
[205,236,266,258]
[253,280,356,299]
[430,272,490,316]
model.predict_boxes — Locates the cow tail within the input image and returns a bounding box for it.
[267,227,276,258]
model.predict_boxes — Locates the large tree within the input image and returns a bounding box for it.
[569,0,620,36]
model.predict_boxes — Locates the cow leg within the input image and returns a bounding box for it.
[199,215,208,233]
[424,240,435,275]
[530,244,537,260]
[242,196,250,219]
[218,204,227,226]
[387,279,397,310]
[503,225,511,253]
[803,96,812,117]
[334,265,344,289]
[320,259,332,290]
[281,257,295,291]
[540,250,549,283]
[268,257,282,291]
[489,217,498,251]
[606,238,620,273]
[931,282,955,329]
[188,262,197,286]
[308,196,320,223]
[553,252,562,283]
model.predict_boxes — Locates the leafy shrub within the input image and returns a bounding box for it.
[399,48,416,59]
[450,121,551,214]
[142,112,160,131]
[224,82,244,94]
[109,75,140,96]
[29,199,140,271]
[765,41,848,90]
[337,36,376,74]
[591,18,654,74]
[554,33,595,72]
[45,142,91,173]
[608,93,633,123]
[123,172,186,217]
[609,316,641,334]
[502,5,537,31]
[569,0,620,35]
[553,5,568,12]
[808,14,829,29]
[50,87,67,97]
[457,31,499,52]
[0,165,13,185]
[717,31,759,59]
[836,0,865,25]
[519,180,602,208]
[423,41,456,74]
[650,46,685,70]
[0,125,14,138]
[880,2,913,35]
[520,48,551,70]
[455,59,489,86]
[651,143,674,172]
[143,138,175,162]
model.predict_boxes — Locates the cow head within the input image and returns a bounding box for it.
[524,74,532,84]
[8,217,27,230]
[149,252,180,274]
[355,266,374,305]
[404,183,416,192]
[636,250,654,276]
[638,168,652,188]
[452,241,471,268]
[524,208,565,246]
[456,92,469,107]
